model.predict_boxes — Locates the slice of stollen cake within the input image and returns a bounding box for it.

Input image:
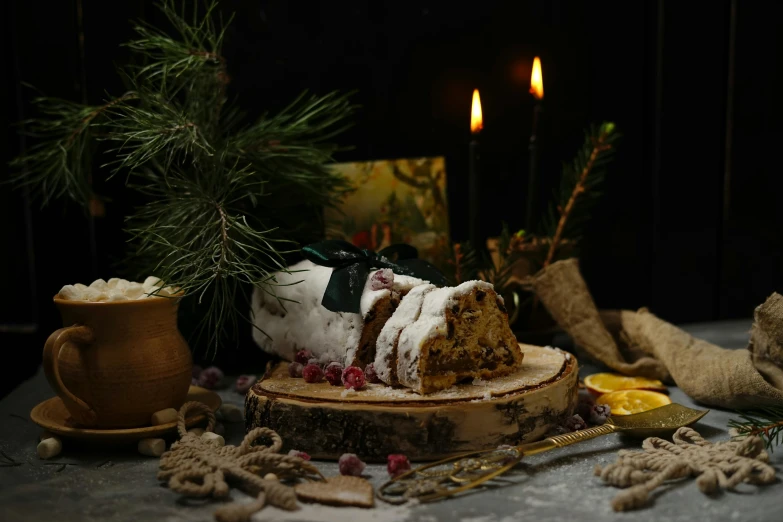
[374,283,437,385]
[396,280,523,394]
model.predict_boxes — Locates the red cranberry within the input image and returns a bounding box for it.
[589,404,611,425]
[197,366,224,389]
[235,374,257,394]
[288,362,303,378]
[369,269,394,290]
[564,414,587,432]
[364,363,381,384]
[324,362,344,386]
[288,449,311,461]
[295,349,313,365]
[303,363,324,383]
[338,453,366,476]
[342,366,366,390]
[387,454,411,477]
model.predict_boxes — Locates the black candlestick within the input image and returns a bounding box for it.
[469,137,480,250]
[526,102,543,233]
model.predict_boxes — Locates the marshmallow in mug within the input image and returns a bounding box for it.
[58,277,179,302]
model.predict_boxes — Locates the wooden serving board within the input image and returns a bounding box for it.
[245,344,578,461]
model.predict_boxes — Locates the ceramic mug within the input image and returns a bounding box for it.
[43,294,192,428]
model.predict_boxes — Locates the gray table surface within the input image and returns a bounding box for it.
[1,319,780,522]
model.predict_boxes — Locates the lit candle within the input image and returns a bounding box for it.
[469,88,483,250]
[526,56,544,232]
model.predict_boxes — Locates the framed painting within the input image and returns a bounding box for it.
[325,157,451,270]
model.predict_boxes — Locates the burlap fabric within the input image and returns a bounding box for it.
[533,258,783,409]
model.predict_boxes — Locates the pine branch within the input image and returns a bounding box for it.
[728,407,783,450]
[125,161,295,352]
[10,0,356,353]
[446,242,478,285]
[480,223,522,293]
[542,122,619,268]
[448,224,521,293]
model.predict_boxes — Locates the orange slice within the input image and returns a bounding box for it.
[596,389,672,416]
[583,372,667,395]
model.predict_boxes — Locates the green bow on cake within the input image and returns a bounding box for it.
[301,240,448,314]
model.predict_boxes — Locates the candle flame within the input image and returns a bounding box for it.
[470,89,483,134]
[530,56,544,100]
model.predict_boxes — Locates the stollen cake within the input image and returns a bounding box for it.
[251,260,425,366]
[393,280,523,393]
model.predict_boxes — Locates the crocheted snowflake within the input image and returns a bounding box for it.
[595,427,776,511]
[157,402,321,522]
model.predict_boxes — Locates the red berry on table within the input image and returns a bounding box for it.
[324,362,344,386]
[387,454,411,477]
[288,362,304,378]
[589,404,611,425]
[575,389,596,419]
[303,363,324,383]
[235,374,257,394]
[288,449,311,461]
[364,363,381,384]
[338,453,366,476]
[197,366,223,389]
[295,349,313,365]
[342,366,366,390]
[563,414,587,432]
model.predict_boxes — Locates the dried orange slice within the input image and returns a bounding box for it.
[596,389,672,416]
[583,372,667,395]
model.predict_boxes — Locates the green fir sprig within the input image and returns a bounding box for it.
[10,0,356,354]
[729,407,783,451]
[478,223,523,292]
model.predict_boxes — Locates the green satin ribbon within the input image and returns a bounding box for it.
[301,240,448,314]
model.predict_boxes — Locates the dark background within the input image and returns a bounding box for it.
[3,0,782,398]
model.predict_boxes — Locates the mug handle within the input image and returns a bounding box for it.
[42,325,97,426]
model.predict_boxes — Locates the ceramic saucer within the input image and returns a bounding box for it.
[30,386,222,443]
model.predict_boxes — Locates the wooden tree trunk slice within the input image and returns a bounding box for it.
[245,344,578,462]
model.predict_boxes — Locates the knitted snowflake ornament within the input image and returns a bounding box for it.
[595,427,776,511]
[157,402,322,522]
